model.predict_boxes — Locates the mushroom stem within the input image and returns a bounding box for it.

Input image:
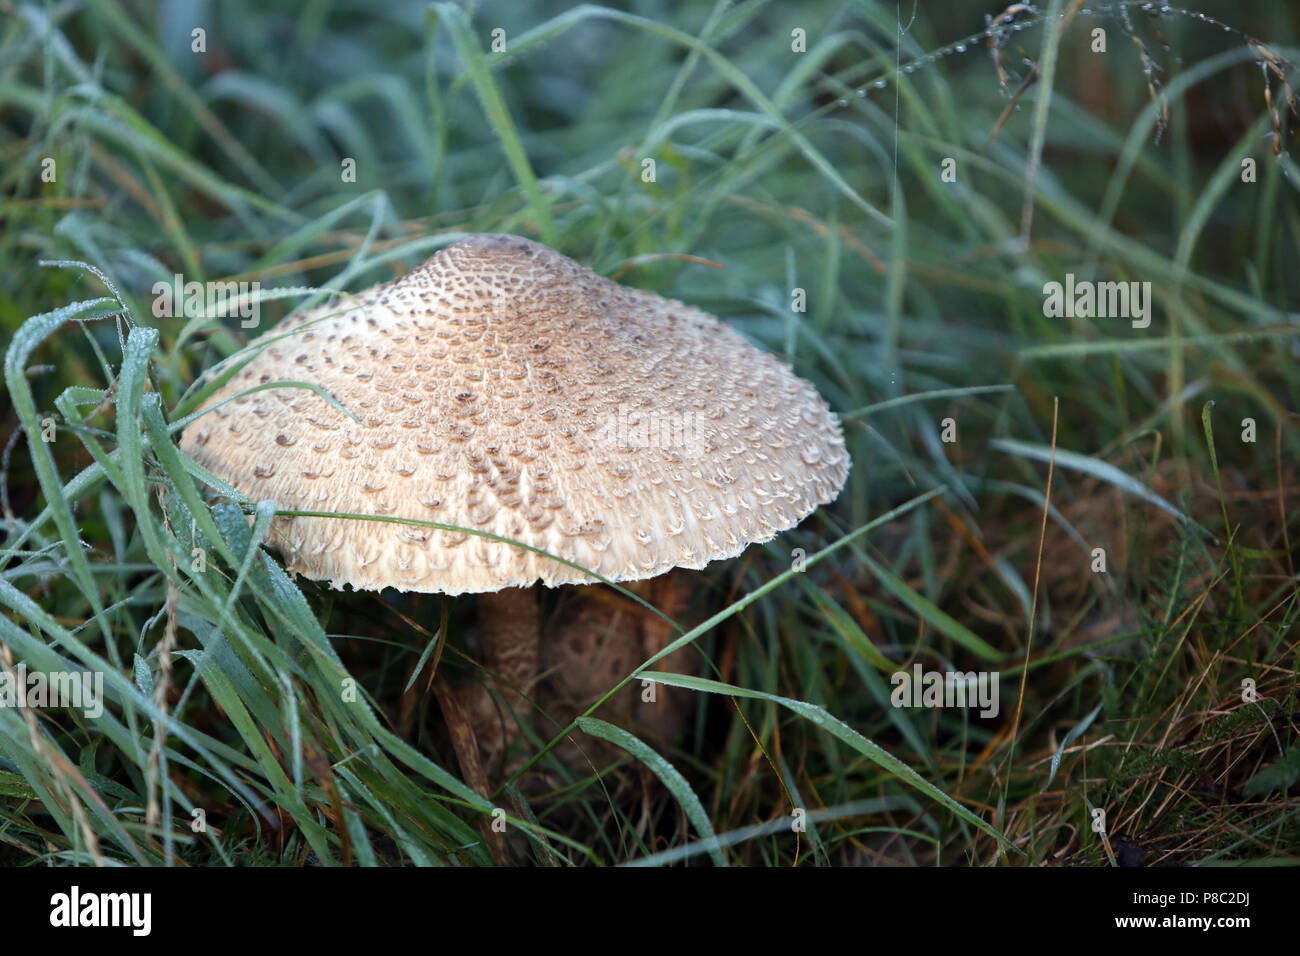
[462,586,540,764]
[630,571,694,738]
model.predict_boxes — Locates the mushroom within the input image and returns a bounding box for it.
[179,233,850,769]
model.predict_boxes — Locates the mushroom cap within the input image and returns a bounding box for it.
[180,234,850,594]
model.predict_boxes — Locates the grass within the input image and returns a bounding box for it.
[0,0,1298,866]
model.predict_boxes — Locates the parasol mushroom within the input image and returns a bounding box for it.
[179,233,850,768]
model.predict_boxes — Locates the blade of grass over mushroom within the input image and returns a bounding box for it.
[169,381,361,433]
[173,285,329,352]
[364,726,596,860]
[226,501,280,613]
[576,718,726,866]
[117,330,182,579]
[268,509,683,632]
[141,401,242,573]
[638,672,1016,852]
[213,599,515,844]
[173,295,371,413]
[991,438,1198,528]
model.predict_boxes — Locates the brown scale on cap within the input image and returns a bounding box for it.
[180,233,850,771]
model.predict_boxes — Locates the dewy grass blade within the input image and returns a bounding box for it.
[3,299,120,638]
[638,672,1018,853]
[577,717,727,866]
[858,553,1003,662]
[992,438,1200,529]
